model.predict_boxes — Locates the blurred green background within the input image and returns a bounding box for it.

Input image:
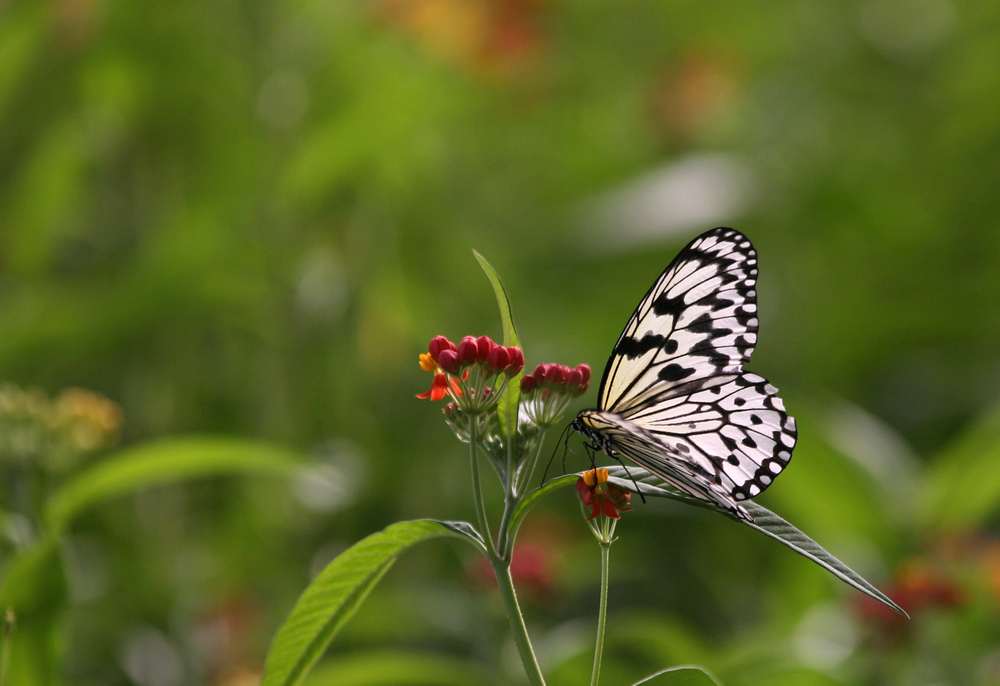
[3,0,1000,684]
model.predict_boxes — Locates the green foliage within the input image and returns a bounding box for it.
[475,249,523,443]
[3,0,1000,682]
[632,666,722,686]
[44,436,305,534]
[924,397,1000,529]
[263,520,485,686]
[301,650,494,686]
[604,467,906,617]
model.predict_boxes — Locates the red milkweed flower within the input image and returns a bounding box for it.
[416,337,463,402]
[576,468,632,520]
[416,334,522,411]
[519,363,590,426]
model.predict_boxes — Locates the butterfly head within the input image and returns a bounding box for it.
[571,409,615,455]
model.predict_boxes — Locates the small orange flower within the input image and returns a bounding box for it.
[418,352,437,372]
[416,372,462,401]
[576,468,632,520]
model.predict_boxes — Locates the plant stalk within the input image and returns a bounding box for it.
[590,540,611,686]
[469,417,493,552]
[493,559,546,686]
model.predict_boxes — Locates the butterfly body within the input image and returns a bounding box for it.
[573,228,796,522]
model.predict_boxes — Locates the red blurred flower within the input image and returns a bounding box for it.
[855,559,962,635]
[576,468,631,520]
[466,540,557,600]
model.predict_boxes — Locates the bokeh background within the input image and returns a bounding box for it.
[3,0,1000,684]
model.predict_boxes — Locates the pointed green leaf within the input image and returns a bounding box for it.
[45,436,306,535]
[603,466,907,618]
[510,474,578,540]
[512,467,906,618]
[262,520,487,686]
[632,666,723,686]
[473,250,522,441]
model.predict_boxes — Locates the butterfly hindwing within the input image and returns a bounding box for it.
[623,372,796,501]
[575,227,795,521]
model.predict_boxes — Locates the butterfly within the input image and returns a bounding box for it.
[572,227,796,522]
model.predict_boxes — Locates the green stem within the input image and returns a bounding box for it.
[496,494,514,560]
[469,417,493,553]
[494,559,546,686]
[1,608,14,686]
[590,541,611,686]
[514,433,546,499]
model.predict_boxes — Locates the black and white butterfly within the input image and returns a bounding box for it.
[572,227,796,522]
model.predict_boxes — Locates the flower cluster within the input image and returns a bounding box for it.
[576,468,632,520]
[417,335,524,412]
[520,363,590,395]
[0,383,122,474]
[519,363,590,426]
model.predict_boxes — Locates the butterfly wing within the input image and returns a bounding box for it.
[582,227,796,515]
[598,227,761,414]
[577,408,754,520]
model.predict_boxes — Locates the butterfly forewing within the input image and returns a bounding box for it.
[578,227,795,520]
[598,228,761,414]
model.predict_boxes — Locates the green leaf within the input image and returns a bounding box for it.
[473,249,522,442]
[510,474,578,540]
[632,666,723,686]
[923,398,1000,528]
[0,534,62,609]
[262,520,486,686]
[603,467,908,618]
[302,649,494,686]
[514,467,906,618]
[45,436,305,535]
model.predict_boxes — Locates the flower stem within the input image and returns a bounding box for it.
[493,558,547,686]
[469,417,493,552]
[590,541,611,686]
[1,608,14,686]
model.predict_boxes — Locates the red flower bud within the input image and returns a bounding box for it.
[428,335,455,360]
[575,364,591,385]
[456,337,479,364]
[487,345,510,372]
[544,364,568,385]
[532,364,550,381]
[506,346,524,374]
[520,375,536,393]
[438,349,459,373]
[476,335,494,361]
[568,368,584,388]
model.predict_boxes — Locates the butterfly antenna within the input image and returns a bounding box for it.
[541,422,574,486]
